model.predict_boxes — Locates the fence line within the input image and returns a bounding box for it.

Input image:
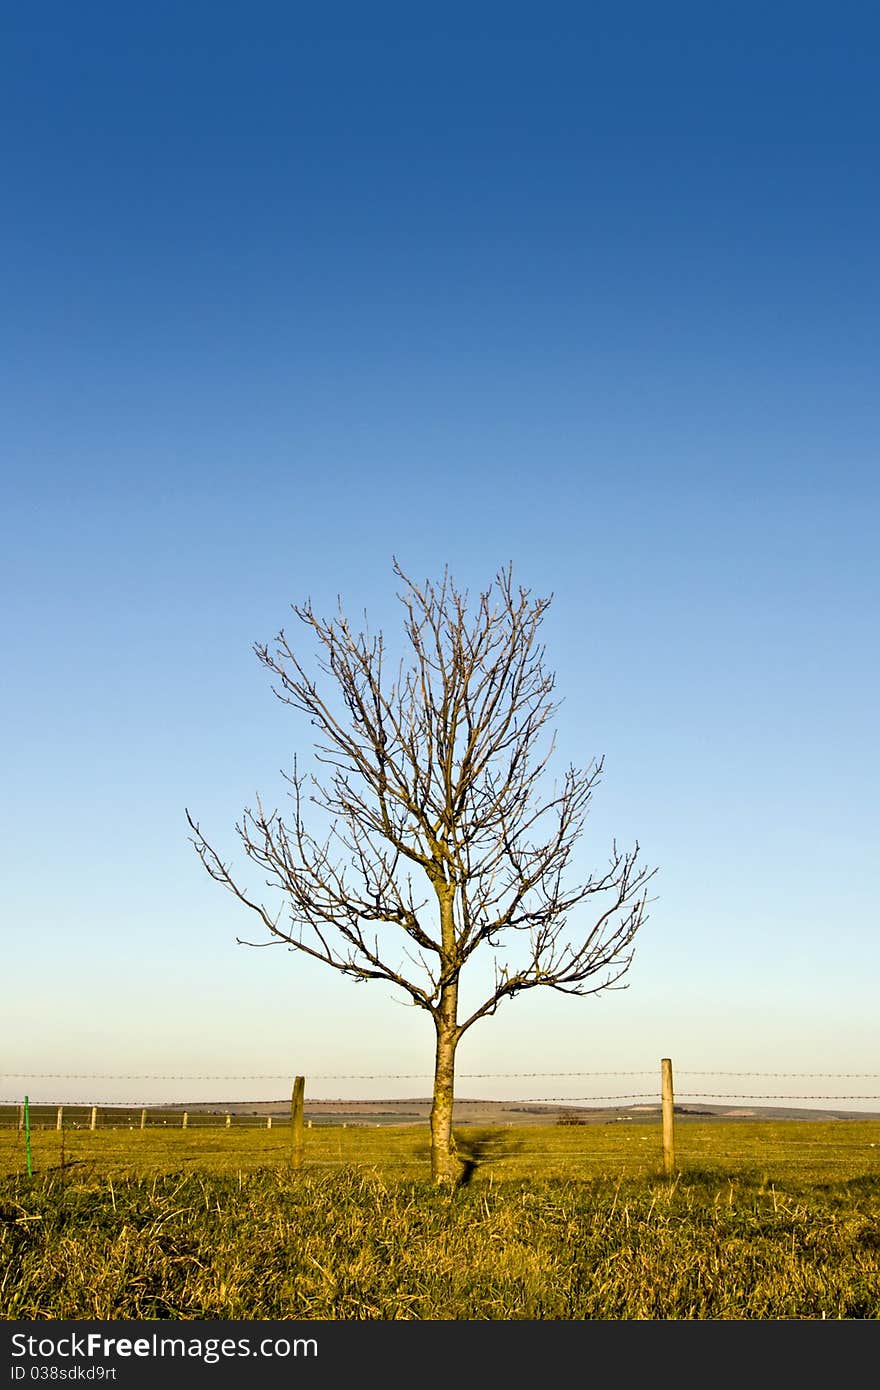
[3,1058,880,1125]
[4,1061,880,1187]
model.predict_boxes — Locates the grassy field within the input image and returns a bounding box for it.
[2,1121,879,1319]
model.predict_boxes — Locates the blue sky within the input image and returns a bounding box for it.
[3,11,878,1113]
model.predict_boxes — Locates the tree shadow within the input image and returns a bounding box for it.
[453,1127,523,1186]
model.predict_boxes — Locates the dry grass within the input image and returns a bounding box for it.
[1,1122,879,1319]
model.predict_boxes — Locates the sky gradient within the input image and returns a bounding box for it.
[3,11,878,1113]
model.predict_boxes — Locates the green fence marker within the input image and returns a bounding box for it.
[24,1095,33,1177]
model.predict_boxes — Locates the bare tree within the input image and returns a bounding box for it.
[186,561,655,1183]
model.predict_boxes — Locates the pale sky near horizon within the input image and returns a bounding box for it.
[3,10,879,1113]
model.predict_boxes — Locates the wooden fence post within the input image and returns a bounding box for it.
[56,1106,63,1131]
[182,1112,188,1129]
[90,1107,98,1132]
[140,1108,147,1130]
[267,1115,272,1130]
[661,1057,675,1177]
[18,1104,24,1132]
[290,1076,305,1171]
[225,1113,231,1128]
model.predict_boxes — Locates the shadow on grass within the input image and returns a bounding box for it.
[408,1127,525,1186]
[454,1128,525,1186]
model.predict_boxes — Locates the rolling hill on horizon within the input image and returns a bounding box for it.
[159,1097,880,1126]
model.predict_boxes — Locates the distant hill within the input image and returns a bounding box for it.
[165,1097,880,1125]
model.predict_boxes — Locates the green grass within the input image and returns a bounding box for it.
[1,1122,879,1319]
[3,1118,879,1185]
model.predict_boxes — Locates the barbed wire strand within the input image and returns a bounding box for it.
[3,1070,879,1081]
[4,1092,880,1108]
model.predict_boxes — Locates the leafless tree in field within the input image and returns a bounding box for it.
[186,561,655,1183]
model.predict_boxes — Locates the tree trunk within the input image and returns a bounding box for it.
[430,985,464,1183]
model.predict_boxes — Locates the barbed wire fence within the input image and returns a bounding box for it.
[2,1066,880,1123]
[2,1064,879,1181]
